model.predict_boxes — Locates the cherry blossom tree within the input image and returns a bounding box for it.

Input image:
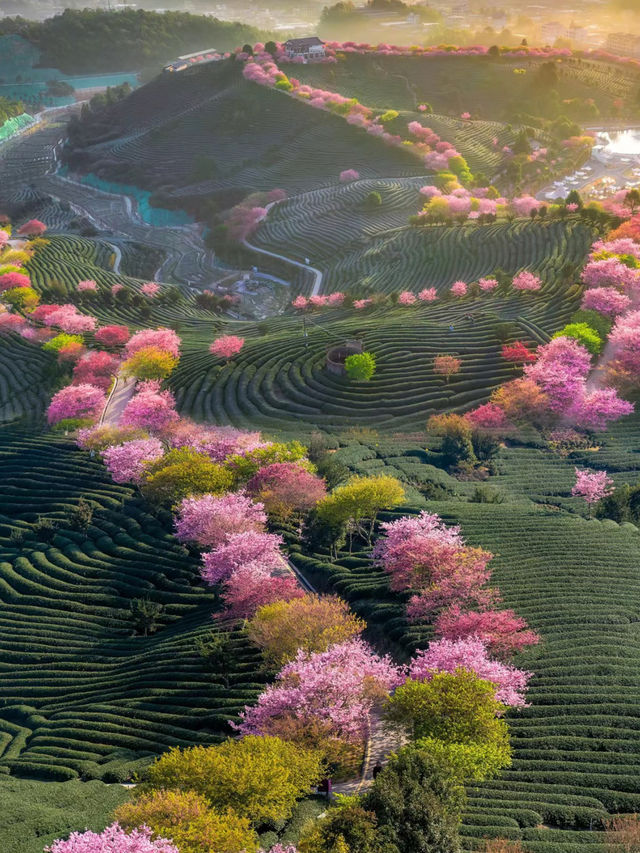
[572,467,614,515]
[125,328,181,358]
[523,336,591,413]
[77,279,98,293]
[435,605,540,659]
[94,325,130,347]
[581,287,631,317]
[0,272,30,291]
[292,295,308,310]
[450,281,467,297]
[512,271,541,292]
[42,305,97,334]
[174,491,267,548]
[17,219,46,237]
[339,169,360,182]
[102,438,165,484]
[571,387,633,431]
[582,257,639,291]
[478,277,498,292]
[418,288,437,302]
[120,385,179,432]
[398,291,417,305]
[408,636,531,706]
[501,341,537,364]
[434,355,462,383]
[210,335,245,359]
[47,384,106,425]
[464,403,511,434]
[141,282,160,297]
[72,351,120,390]
[246,462,327,518]
[221,562,304,619]
[201,530,284,584]
[45,823,178,853]
[236,638,402,743]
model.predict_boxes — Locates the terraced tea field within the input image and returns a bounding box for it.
[0,335,52,426]
[290,419,640,852]
[0,429,264,783]
[252,212,593,296]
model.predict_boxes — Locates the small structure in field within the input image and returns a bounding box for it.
[326,339,363,376]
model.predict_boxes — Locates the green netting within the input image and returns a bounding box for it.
[74,172,194,227]
[0,113,35,142]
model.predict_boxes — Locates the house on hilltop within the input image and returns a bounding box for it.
[284,37,326,60]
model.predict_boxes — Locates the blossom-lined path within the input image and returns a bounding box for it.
[333,710,406,796]
[99,372,136,426]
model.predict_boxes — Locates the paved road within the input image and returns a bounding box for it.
[99,373,136,426]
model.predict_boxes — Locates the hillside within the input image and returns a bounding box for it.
[64,61,424,206]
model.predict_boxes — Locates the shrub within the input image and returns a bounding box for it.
[345,351,376,381]
[553,322,602,355]
[146,736,323,825]
[142,448,234,506]
[122,346,178,381]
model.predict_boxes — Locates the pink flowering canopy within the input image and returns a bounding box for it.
[221,561,304,619]
[120,386,179,433]
[201,530,284,584]
[210,335,245,359]
[141,282,160,297]
[77,279,98,292]
[512,271,542,292]
[102,438,165,484]
[72,350,120,391]
[0,271,30,291]
[450,281,467,297]
[435,604,540,659]
[47,383,106,425]
[339,169,360,182]
[94,325,131,347]
[125,328,181,358]
[236,638,403,743]
[418,287,437,302]
[174,491,267,548]
[408,636,532,706]
[398,291,417,305]
[17,219,46,236]
[246,461,327,515]
[43,305,97,334]
[465,403,511,433]
[572,467,614,506]
[581,287,631,317]
[45,823,178,853]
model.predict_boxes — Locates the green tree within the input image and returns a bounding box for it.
[122,346,178,381]
[316,474,405,545]
[384,671,507,746]
[146,736,323,825]
[345,351,376,381]
[552,322,602,355]
[298,800,380,853]
[142,448,233,506]
[129,597,165,636]
[427,413,476,468]
[363,748,464,853]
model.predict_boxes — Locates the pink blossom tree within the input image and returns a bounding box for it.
[339,169,360,182]
[120,385,179,433]
[398,291,417,305]
[102,438,165,484]
[94,325,131,347]
[236,638,402,743]
[581,287,631,317]
[17,219,46,237]
[45,823,178,853]
[43,305,97,334]
[210,335,245,359]
[246,462,327,518]
[433,354,462,383]
[571,467,614,515]
[464,403,511,434]
[47,383,106,425]
[571,387,633,431]
[125,328,181,358]
[174,491,267,548]
[418,288,437,302]
[0,272,30,291]
[72,351,120,390]
[221,562,304,619]
[77,279,98,293]
[408,636,532,706]
[201,530,284,584]
[478,277,498,292]
[141,282,160,297]
[512,271,542,292]
[434,605,540,659]
[450,281,467,297]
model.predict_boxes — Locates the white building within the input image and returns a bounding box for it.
[283,37,326,60]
